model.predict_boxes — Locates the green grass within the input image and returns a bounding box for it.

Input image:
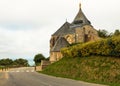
[41,56,120,86]
[0,66,3,71]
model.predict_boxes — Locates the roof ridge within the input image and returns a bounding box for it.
[52,21,71,36]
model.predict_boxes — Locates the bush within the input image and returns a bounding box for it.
[61,36,120,57]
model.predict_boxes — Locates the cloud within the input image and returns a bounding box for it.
[0,26,51,61]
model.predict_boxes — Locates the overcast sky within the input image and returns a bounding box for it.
[0,0,120,65]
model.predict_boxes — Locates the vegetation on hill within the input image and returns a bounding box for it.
[42,35,120,86]
[61,35,120,58]
[98,29,120,38]
[42,56,120,86]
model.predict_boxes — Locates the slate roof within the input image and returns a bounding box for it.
[72,6,91,25]
[51,37,69,52]
[52,22,75,36]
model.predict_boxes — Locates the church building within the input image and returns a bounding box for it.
[49,3,100,62]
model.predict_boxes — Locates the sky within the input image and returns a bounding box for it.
[0,0,120,65]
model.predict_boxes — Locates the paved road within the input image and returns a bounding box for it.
[0,67,107,86]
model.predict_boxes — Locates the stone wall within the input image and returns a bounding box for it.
[75,27,85,43]
[35,66,42,71]
[50,52,63,62]
[35,60,51,71]
[75,25,99,43]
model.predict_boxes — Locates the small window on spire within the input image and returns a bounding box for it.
[74,20,83,24]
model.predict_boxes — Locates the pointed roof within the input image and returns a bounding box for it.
[72,3,91,25]
[52,21,74,36]
[51,37,69,52]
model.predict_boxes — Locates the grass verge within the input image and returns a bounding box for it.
[41,56,120,86]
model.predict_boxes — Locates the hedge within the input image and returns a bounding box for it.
[61,35,120,57]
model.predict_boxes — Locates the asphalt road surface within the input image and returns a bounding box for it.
[0,67,107,86]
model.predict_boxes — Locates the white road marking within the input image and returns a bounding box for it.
[5,67,35,73]
[16,71,20,72]
[26,70,29,72]
[31,70,34,72]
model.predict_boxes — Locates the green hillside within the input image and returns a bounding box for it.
[42,56,120,86]
[42,36,120,86]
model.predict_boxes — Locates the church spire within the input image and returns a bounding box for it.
[79,3,81,9]
[72,3,91,25]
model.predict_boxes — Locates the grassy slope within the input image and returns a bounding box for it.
[42,56,120,86]
[0,66,3,69]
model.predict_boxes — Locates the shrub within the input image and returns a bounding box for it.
[61,36,120,57]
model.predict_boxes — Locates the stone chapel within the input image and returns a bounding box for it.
[49,3,100,62]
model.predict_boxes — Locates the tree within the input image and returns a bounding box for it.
[0,58,29,68]
[98,29,109,38]
[13,58,29,67]
[114,29,120,36]
[0,58,13,67]
[34,54,45,66]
